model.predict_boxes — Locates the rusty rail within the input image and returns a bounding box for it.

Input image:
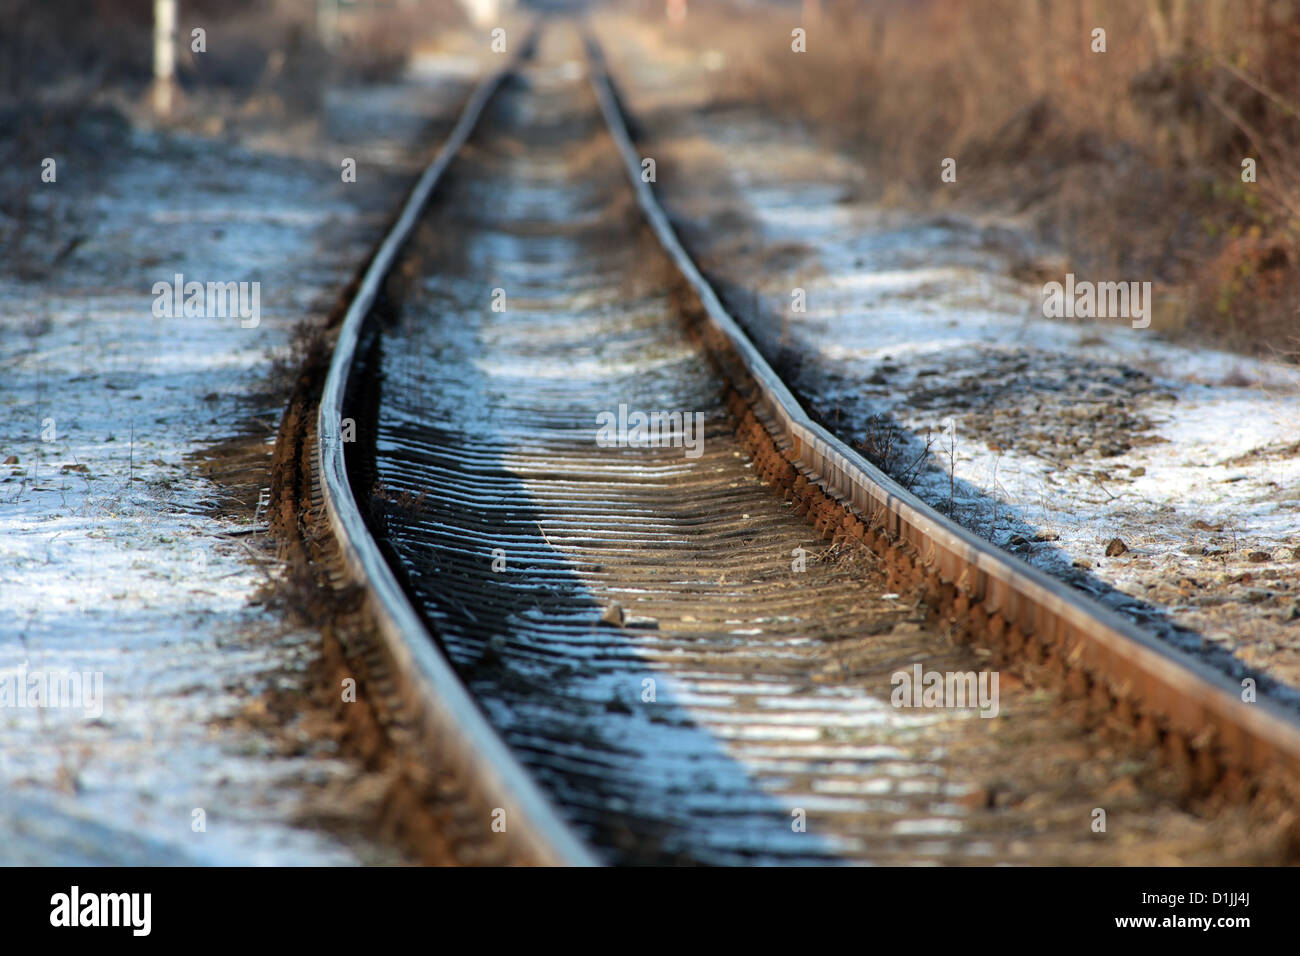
[585,35,1300,795]
[311,28,1299,868]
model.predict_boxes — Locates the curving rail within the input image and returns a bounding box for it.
[307,28,1300,867]
[314,50,599,867]
[584,36,1300,793]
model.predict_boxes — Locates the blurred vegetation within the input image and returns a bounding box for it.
[0,0,464,270]
[681,0,1300,358]
[0,0,465,104]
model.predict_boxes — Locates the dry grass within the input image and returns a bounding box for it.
[676,0,1300,358]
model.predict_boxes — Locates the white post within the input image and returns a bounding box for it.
[463,0,502,29]
[152,0,177,117]
[316,0,339,52]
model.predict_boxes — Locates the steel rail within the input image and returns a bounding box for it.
[315,52,599,867]
[585,36,1300,786]
[315,27,1297,867]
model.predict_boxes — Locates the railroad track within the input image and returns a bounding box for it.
[291,23,1300,865]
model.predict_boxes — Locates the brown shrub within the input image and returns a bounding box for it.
[667,0,1300,357]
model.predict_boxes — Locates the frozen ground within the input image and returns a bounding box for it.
[0,50,483,864]
[597,17,1300,701]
